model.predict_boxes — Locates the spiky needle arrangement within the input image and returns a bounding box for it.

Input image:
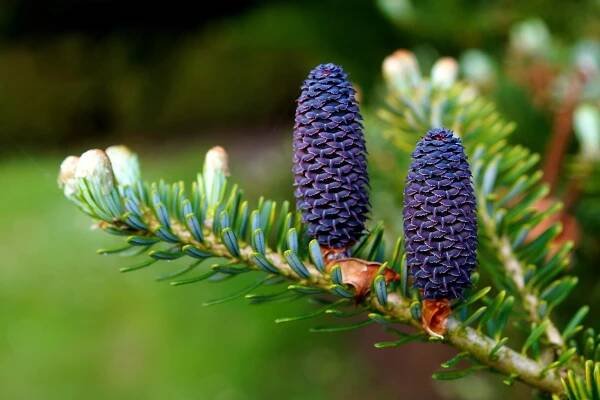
[57,141,567,394]
[58,60,597,398]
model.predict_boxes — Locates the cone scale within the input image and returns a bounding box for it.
[403,128,477,334]
[292,63,369,253]
[292,63,397,297]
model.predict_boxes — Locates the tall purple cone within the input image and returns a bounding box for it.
[293,63,369,250]
[403,128,477,300]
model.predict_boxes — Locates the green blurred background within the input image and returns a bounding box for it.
[2,0,600,398]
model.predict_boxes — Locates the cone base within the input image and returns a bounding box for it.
[322,250,399,299]
[421,299,451,338]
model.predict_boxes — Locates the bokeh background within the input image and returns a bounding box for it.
[2,0,600,398]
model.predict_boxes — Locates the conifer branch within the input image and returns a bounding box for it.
[376,50,574,353]
[59,145,567,395]
[371,294,563,394]
[57,56,600,399]
[115,191,564,393]
[479,192,564,348]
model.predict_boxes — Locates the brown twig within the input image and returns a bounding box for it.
[542,73,584,192]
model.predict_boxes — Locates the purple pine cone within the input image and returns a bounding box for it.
[293,63,369,249]
[403,128,477,300]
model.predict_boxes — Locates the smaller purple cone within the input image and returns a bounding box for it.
[403,128,477,300]
[293,63,370,249]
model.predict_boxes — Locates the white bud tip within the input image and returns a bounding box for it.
[105,145,133,159]
[460,50,495,87]
[431,57,458,89]
[573,40,600,78]
[383,49,421,90]
[58,156,79,186]
[574,104,600,160]
[510,19,551,56]
[105,145,141,186]
[75,149,115,195]
[58,155,80,197]
[204,146,230,176]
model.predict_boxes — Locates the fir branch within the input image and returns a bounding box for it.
[370,294,563,394]
[374,51,575,353]
[57,54,600,398]
[121,197,566,393]
[59,146,568,395]
[480,193,564,348]
[110,189,565,393]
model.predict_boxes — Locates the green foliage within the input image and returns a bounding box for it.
[4,152,392,399]
[372,54,575,333]
[60,55,600,397]
[368,51,600,398]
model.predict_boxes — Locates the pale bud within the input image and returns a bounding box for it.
[573,40,600,79]
[510,19,551,57]
[460,50,496,88]
[382,50,421,91]
[58,155,80,198]
[203,146,230,206]
[105,145,141,187]
[75,149,116,195]
[574,104,600,161]
[431,57,458,89]
[377,0,414,23]
[204,146,229,177]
